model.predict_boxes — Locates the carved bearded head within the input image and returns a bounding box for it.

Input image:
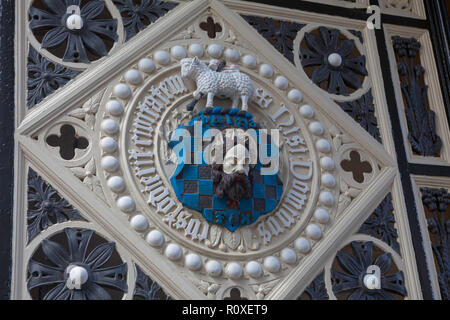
[209,129,257,206]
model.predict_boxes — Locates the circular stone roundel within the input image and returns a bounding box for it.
[97,41,339,282]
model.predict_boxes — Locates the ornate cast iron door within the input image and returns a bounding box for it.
[2,0,449,300]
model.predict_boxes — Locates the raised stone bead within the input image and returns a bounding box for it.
[188,44,204,57]
[66,14,83,30]
[242,55,257,69]
[130,214,148,232]
[259,64,274,78]
[288,89,303,103]
[170,45,187,60]
[207,44,222,58]
[314,208,330,224]
[101,119,119,135]
[138,58,155,73]
[205,260,222,277]
[146,229,165,247]
[101,156,119,172]
[107,176,125,193]
[281,248,297,265]
[328,53,343,67]
[274,76,289,90]
[224,48,240,62]
[316,139,331,153]
[295,237,311,254]
[154,50,170,65]
[321,173,336,188]
[245,261,263,278]
[165,243,182,261]
[185,253,202,271]
[309,122,324,136]
[106,100,124,116]
[113,83,131,100]
[299,104,314,118]
[125,69,143,85]
[320,157,335,171]
[226,262,243,279]
[263,256,281,273]
[100,137,117,153]
[319,191,335,207]
[117,196,135,213]
[306,224,322,240]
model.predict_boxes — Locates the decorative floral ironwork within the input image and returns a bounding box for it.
[29,0,118,63]
[134,265,170,300]
[300,27,368,95]
[27,168,85,242]
[28,46,80,108]
[242,15,304,63]
[113,0,177,40]
[331,241,407,300]
[421,188,450,300]
[27,228,128,300]
[338,90,381,143]
[359,194,400,253]
[298,271,329,300]
[393,36,442,156]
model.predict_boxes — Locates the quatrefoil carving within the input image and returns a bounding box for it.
[341,151,372,183]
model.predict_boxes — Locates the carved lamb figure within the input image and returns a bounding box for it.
[180,57,255,111]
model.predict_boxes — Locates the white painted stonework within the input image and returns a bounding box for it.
[11,0,425,301]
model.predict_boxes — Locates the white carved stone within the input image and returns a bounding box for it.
[320,157,335,171]
[138,58,156,73]
[100,137,117,153]
[328,53,343,67]
[146,229,165,247]
[205,260,222,277]
[309,122,324,136]
[107,176,126,193]
[314,208,330,224]
[264,256,281,273]
[299,104,314,118]
[295,237,311,253]
[224,48,240,62]
[274,76,289,90]
[259,64,274,78]
[316,139,331,153]
[165,243,182,261]
[306,224,322,240]
[171,45,187,60]
[101,119,119,135]
[281,248,297,265]
[288,89,303,103]
[113,83,131,100]
[66,265,88,289]
[207,44,223,58]
[242,55,257,68]
[319,191,335,207]
[106,100,124,116]
[130,214,149,232]
[225,262,243,279]
[117,196,135,213]
[154,50,170,65]
[125,69,143,85]
[188,44,204,57]
[101,156,119,172]
[180,57,254,110]
[185,253,202,271]
[321,173,336,188]
[245,261,263,278]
